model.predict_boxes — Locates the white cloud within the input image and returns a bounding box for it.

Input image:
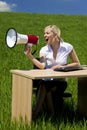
[0,1,16,12]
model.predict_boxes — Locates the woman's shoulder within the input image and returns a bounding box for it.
[60,41,73,54]
[61,41,73,49]
[40,44,50,51]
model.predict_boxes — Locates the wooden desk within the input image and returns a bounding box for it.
[10,69,87,123]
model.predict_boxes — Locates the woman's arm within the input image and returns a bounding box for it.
[25,47,46,69]
[66,49,80,67]
[51,49,80,70]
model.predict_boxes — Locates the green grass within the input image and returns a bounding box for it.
[0,12,87,130]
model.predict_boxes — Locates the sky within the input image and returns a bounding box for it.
[0,0,87,15]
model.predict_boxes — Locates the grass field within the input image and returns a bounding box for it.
[0,12,87,130]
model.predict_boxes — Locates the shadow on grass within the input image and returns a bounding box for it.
[53,102,86,124]
[33,100,87,125]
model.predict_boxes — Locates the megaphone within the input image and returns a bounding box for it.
[5,28,39,48]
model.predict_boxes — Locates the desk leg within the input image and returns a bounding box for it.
[11,74,33,124]
[78,77,87,117]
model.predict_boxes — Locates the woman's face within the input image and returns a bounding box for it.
[44,27,56,45]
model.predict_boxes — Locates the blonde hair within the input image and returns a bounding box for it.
[44,25,61,39]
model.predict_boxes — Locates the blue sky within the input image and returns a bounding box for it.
[0,0,87,15]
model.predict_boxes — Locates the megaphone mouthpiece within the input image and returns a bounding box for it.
[27,35,39,45]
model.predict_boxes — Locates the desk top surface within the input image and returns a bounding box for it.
[10,68,87,79]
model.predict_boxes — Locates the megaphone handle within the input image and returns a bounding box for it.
[24,44,37,55]
[32,45,37,55]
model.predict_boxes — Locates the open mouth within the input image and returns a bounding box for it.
[46,38,48,42]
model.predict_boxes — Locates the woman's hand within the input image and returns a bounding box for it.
[24,46,32,57]
[51,64,64,70]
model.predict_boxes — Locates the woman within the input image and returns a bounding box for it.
[25,25,80,119]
